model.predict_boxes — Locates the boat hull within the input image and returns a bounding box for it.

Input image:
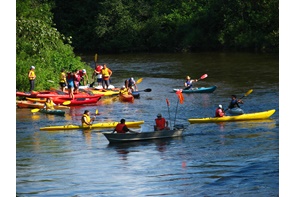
[188,109,276,123]
[119,94,134,102]
[173,85,217,93]
[39,109,65,116]
[40,121,145,131]
[51,97,100,105]
[16,101,70,109]
[103,126,185,143]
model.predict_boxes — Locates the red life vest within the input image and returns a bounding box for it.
[115,123,126,133]
[155,118,166,130]
[215,108,225,117]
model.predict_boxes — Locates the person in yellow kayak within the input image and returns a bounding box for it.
[81,110,95,126]
[59,68,67,92]
[44,97,55,111]
[28,66,36,92]
[215,104,225,117]
[113,119,139,133]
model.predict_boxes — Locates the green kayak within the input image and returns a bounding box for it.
[39,109,65,116]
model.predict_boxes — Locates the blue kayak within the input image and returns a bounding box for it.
[132,91,140,99]
[173,85,217,93]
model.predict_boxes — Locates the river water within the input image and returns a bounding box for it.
[16,52,279,196]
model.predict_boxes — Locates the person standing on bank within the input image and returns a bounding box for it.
[215,104,225,117]
[28,66,36,92]
[101,64,112,89]
[113,119,139,133]
[59,68,67,92]
[92,64,103,87]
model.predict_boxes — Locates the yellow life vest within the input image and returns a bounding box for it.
[120,88,129,95]
[29,70,36,80]
[45,100,54,110]
[101,68,110,77]
[60,72,66,83]
[82,114,91,127]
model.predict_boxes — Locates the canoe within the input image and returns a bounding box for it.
[119,94,134,103]
[16,90,104,99]
[16,100,70,109]
[102,124,185,143]
[173,85,217,93]
[188,109,276,123]
[40,120,145,131]
[38,109,65,116]
[51,97,100,106]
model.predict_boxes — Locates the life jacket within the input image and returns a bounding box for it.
[81,114,91,127]
[228,99,240,109]
[28,70,35,80]
[45,100,54,110]
[120,88,129,95]
[215,108,225,117]
[101,68,110,79]
[95,65,103,73]
[155,118,166,130]
[75,73,81,82]
[60,72,66,83]
[115,123,126,133]
[185,80,192,87]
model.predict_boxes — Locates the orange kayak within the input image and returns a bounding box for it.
[119,94,134,103]
[16,100,70,109]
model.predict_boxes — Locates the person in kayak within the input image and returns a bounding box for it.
[184,76,198,90]
[81,110,95,126]
[215,104,225,117]
[227,95,244,110]
[101,64,113,89]
[44,97,55,111]
[113,119,138,133]
[59,68,67,92]
[28,65,36,92]
[119,85,131,95]
[154,113,170,131]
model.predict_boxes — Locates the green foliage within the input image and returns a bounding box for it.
[16,0,90,91]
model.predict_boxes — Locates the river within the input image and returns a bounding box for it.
[16,52,279,196]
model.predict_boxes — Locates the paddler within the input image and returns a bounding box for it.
[44,97,55,111]
[113,119,139,133]
[81,110,95,126]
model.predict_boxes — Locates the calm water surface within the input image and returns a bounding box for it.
[16,52,279,196]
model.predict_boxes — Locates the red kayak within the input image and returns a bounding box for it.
[51,97,101,106]
[16,90,103,99]
[119,94,134,103]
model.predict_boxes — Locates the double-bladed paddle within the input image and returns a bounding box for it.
[136,88,151,92]
[136,78,143,84]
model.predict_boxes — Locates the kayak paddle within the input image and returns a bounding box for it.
[184,74,208,90]
[62,101,71,105]
[136,78,143,84]
[137,88,152,92]
[94,53,98,63]
[31,108,40,113]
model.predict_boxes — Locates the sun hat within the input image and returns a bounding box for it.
[219,104,222,108]
[31,66,35,69]
[157,113,162,117]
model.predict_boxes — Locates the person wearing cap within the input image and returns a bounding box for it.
[81,110,95,127]
[215,104,225,117]
[227,94,244,110]
[101,64,113,89]
[113,119,139,133]
[28,66,36,92]
[126,77,138,91]
[154,113,170,131]
[78,69,89,86]
[92,63,103,87]
[184,76,198,90]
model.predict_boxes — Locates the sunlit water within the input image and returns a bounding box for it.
[16,52,279,196]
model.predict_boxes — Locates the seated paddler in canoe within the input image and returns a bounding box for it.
[113,119,140,133]
[154,113,170,131]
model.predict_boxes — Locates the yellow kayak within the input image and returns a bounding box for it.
[90,89,119,96]
[188,109,276,123]
[40,120,144,131]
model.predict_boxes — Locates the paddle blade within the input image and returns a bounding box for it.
[200,74,208,80]
[136,78,143,84]
[144,88,152,92]
[94,53,98,62]
[62,101,71,105]
[31,108,40,113]
[95,109,98,115]
[244,89,253,97]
